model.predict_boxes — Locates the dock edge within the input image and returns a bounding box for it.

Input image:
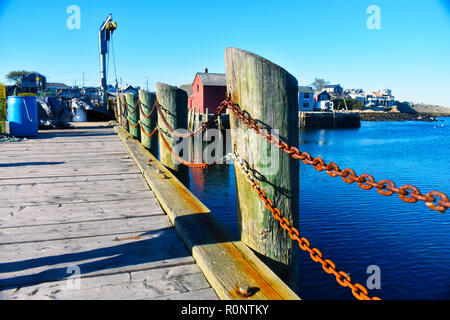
[113,125,300,300]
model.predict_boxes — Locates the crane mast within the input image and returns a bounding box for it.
[99,14,117,108]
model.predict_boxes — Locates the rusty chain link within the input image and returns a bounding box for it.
[232,151,381,300]
[127,118,139,129]
[140,100,157,119]
[140,123,158,138]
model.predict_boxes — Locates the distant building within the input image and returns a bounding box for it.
[323,84,343,95]
[47,82,70,92]
[313,90,333,111]
[187,68,227,114]
[343,88,396,109]
[120,85,139,95]
[345,88,366,106]
[365,89,396,108]
[298,86,314,111]
[315,90,331,102]
[179,84,193,109]
[19,73,46,93]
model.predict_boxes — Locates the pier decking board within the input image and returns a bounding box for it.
[0,123,218,300]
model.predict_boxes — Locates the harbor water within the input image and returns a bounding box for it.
[188,118,450,300]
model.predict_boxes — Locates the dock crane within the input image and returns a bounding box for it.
[99,14,117,108]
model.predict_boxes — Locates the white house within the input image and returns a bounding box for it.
[345,88,366,106]
[344,88,396,109]
[314,90,334,111]
[298,86,314,111]
[365,90,396,108]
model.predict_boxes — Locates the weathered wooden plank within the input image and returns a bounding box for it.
[0,154,136,162]
[225,47,299,289]
[0,146,121,153]
[0,215,172,245]
[0,229,186,260]
[0,172,142,186]
[0,190,155,209]
[0,166,140,179]
[0,140,121,147]
[0,231,195,290]
[0,263,216,300]
[0,177,149,195]
[0,141,124,149]
[0,172,140,183]
[0,181,149,201]
[0,198,163,228]
[115,126,300,300]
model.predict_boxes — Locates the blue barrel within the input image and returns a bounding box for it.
[7,96,38,137]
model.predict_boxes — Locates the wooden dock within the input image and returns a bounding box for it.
[0,122,218,300]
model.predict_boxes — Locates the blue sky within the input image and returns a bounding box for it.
[0,0,449,106]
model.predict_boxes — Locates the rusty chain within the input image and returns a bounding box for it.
[140,122,158,138]
[158,129,231,168]
[127,117,139,129]
[155,101,228,138]
[232,151,381,300]
[140,100,157,119]
[223,97,449,214]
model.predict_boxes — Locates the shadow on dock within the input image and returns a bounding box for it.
[0,212,240,291]
[0,162,65,168]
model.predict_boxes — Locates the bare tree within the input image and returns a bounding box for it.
[310,78,329,91]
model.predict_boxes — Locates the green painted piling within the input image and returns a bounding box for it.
[138,90,158,157]
[120,95,129,132]
[125,93,140,139]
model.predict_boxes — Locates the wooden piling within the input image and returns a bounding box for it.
[224,47,299,289]
[156,83,189,185]
[125,93,140,140]
[138,90,158,157]
[120,95,128,132]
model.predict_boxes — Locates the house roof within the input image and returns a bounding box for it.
[370,91,384,97]
[47,82,69,89]
[324,84,341,88]
[197,73,226,86]
[179,84,193,97]
[298,86,314,93]
[314,90,330,96]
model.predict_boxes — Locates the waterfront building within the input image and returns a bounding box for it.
[323,84,344,95]
[298,86,314,111]
[314,90,333,111]
[182,68,227,114]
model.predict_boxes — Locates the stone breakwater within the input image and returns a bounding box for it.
[299,111,361,129]
[358,112,440,122]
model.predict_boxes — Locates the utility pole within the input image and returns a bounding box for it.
[82,72,85,88]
